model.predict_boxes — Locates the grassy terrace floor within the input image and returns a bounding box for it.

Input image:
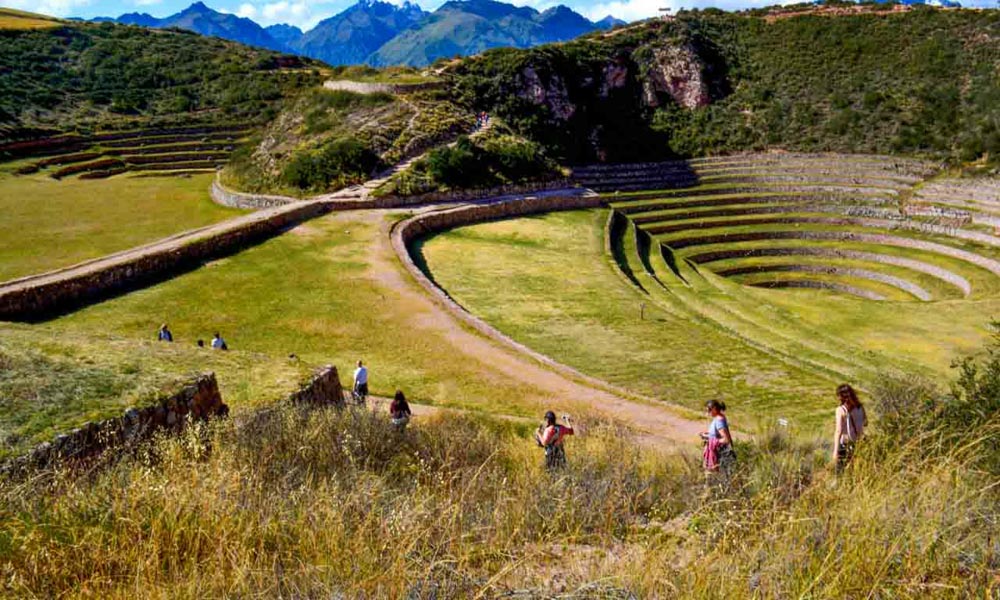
[0,170,240,282]
[1,210,555,457]
[419,209,837,427]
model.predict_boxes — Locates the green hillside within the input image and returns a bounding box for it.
[449,6,1000,165]
[0,20,323,140]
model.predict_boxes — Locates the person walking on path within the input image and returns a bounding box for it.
[389,390,412,431]
[211,332,228,351]
[833,383,867,469]
[353,360,369,404]
[157,324,173,342]
[535,411,574,469]
[701,400,735,473]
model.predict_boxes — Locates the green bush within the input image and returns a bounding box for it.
[419,133,557,191]
[281,137,383,191]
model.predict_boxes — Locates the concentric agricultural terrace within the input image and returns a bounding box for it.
[567,154,1000,383]
[3,125,250,179]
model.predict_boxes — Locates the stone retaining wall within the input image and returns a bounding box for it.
[1,365,345,477]
[323,80,445,95]
[0,373,227,476]
[287,365,344,407]
[665,230,1000,276]
[686,246,972,296]
[0,200,329,322]
[211,176,298,209]
[373,180,575,207]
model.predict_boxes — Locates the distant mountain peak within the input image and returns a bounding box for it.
[99,0,623,68]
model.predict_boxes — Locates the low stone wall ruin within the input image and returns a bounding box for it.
[0,373,227,476]
[323,79,445,95]
[0,365,345,477]
[287,365,344,408]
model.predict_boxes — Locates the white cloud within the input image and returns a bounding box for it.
[236,2,257,17]
[3,0,93,17]
[224,0,346,29]
[133,0,162,6]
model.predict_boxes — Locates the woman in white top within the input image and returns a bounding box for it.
[833,383,867,469]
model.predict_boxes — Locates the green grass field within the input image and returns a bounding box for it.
[0,171,241,282]
[419,208,1000,427]
[0,210,570,456]
[419,209,841,426]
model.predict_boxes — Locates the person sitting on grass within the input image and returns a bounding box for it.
[701,400,735,473]
[211,332,228,351]
[535,411,574,469]
[157,323,173,342]
[389,390,412,432]
[833,383,867,470]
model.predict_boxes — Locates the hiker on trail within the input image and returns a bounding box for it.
[157,323,173,342]
[353,360,368,404]
[833,383,867,469]
[389,390,412,431]
[211,332,228,351]
[535,411,574,469]
[701,400,735,473]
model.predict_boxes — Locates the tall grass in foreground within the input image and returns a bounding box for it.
[1,398,996,598]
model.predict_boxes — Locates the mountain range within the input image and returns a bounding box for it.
[94,0,626,67]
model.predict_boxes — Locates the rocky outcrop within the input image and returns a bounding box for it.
[519,66,576,120]
[598,60,629,98]
[640,43,709,109]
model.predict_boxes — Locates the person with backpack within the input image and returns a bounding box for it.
[701,400,735,473]
[534,411,574,469]
[389,390,412,432]
[833,383,867,469]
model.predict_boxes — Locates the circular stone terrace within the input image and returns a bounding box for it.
[585,154,1000,304]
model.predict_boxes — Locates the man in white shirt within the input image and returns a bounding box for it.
[352,360,368,403]
[211,332,227,351]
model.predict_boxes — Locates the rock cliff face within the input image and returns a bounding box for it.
[518,66,576,120]
[639,43,710,109]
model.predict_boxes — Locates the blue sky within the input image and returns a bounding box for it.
[1,0,995,30]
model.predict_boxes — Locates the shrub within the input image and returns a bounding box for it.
[281,137,382,191]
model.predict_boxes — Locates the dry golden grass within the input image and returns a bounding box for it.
[1,403,995,598]
[0,8,61,29]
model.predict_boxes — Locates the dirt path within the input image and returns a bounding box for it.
[352,208,703,450]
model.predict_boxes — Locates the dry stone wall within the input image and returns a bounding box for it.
[1,365,345,478]
[287,365,344,408]
[323,80,445,95]
[211,177,297,209]
[0,373,227,476]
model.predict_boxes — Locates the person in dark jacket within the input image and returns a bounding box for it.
[389,390,412,431]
